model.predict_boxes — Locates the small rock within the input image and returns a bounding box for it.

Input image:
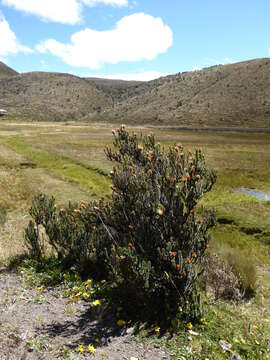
[126,327,134,335]
[219,339,232,352]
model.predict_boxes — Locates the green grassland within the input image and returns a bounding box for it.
[0,121,269,358]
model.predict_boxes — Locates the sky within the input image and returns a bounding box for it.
[0,0,270,80]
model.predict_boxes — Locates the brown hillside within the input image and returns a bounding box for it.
[85,77,144,105]
[99,58,270,128]
[0,61,18,79]
[1,59,270,128]
[0,72,112,121]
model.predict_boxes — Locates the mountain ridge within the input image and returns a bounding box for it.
[0,58,270,128]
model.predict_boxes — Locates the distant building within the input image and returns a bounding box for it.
[0,109,7,116]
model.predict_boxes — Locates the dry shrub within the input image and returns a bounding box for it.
[204,253,243,301]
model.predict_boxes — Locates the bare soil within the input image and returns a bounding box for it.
[0,271,170,360]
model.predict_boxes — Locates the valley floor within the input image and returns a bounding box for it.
[0,121,269,359]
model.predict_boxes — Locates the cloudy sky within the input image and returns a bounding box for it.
[0,0,270,80]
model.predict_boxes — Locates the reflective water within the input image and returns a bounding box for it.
[236,187,270,201]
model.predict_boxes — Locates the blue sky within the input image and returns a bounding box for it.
[0,0,270,80]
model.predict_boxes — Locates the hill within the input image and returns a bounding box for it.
[98,58,270,128]
[0,72,112,121]
[0,61,18,79]
[0,58,270,127]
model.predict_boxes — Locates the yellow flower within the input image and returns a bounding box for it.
[37,286,43,292]
[88,344,96,353]
[94,338,100,344]
[200,317,207,325]
[83,292,90,299]
[77,344,84,353]
[75,292,82,297]
[92,299,101,306]
[154,326,160,334]
[187,322,193,330]
[178,306,183,313]
[85,279,92,286]
[255,340,259,345]
[101,279,106,284]
[117,319,126,327]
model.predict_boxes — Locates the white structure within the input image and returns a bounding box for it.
[0,109,7,116]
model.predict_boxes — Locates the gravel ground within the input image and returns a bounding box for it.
[0,270,170,360]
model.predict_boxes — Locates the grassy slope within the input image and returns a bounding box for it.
[98,58,270,128]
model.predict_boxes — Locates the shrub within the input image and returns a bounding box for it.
[100,126,216,323]
[203,253,243,301]
[25,126,217,325]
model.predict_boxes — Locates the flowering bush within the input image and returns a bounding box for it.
[100,126,216,323]
[25,126,216,324]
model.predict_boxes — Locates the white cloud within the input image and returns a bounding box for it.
[90,71,168,81]
[37,13,173,69]
[0,14,32,57]
[1,0,128,24]
[82,0,128,6]
[2,0,82,24]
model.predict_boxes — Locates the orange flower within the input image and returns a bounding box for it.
[181,270,186,278]
[81,203,86,209]
[190,209,194,215]
[128,243,133,248]
[192,252,197,258]
[196,174,201,181]
[176,264,180,270]
[186,174,191,181]
[173,175,177,182]
[177,162,182,169]
[186,257,191,264]
[171,251,176,257]
[146,156,151,162]
[129,165,134,172]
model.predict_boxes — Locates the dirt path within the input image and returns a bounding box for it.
[0,271,170,360]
